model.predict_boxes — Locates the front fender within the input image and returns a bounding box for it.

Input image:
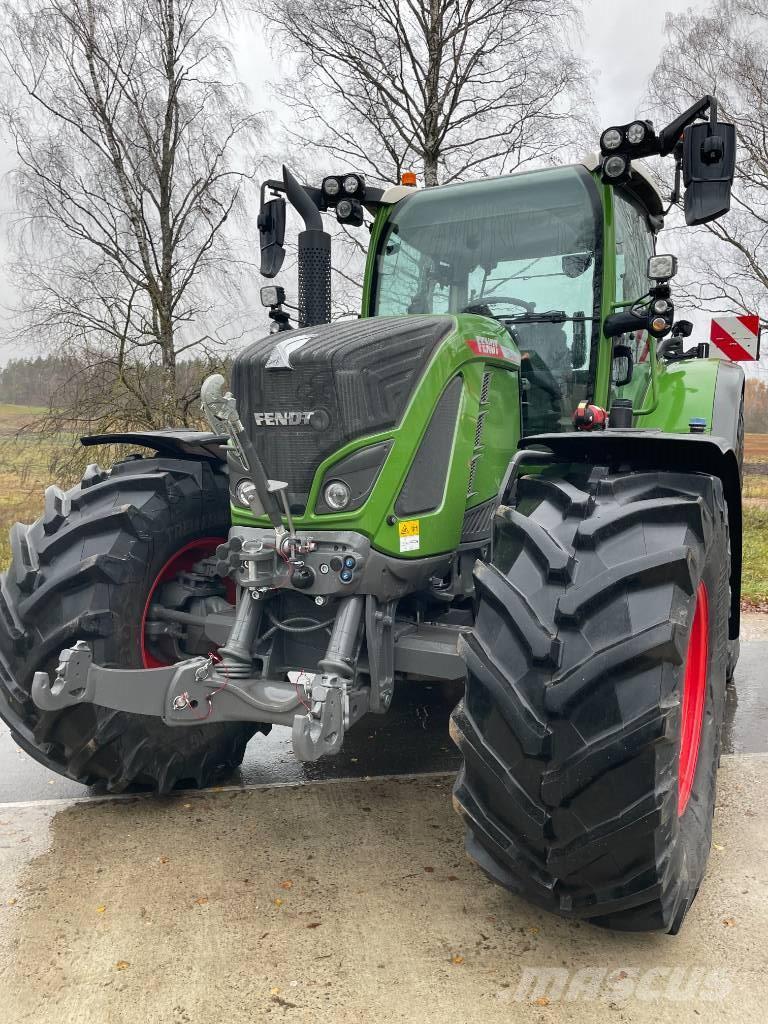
[80,429,228,462]
[518,430,743,639]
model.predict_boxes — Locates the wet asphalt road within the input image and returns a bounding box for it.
[0,641,765,804]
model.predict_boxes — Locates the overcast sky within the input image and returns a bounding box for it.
[0,0,701,361]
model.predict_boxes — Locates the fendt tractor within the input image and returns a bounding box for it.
[0,96,747,932]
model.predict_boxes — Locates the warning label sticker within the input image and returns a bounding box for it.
[398,519,420,552]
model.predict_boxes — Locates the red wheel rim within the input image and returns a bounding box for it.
[678,582,709,816]
[140,537,229,668]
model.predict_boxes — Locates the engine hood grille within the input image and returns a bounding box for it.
[231,316,453,507]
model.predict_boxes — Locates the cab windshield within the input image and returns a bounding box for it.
[370,166,602,432]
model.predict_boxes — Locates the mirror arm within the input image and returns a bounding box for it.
[658,95,715,155]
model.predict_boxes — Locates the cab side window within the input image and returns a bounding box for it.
[614,192,655,363]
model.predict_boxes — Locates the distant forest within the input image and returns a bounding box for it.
[0,355,227,412]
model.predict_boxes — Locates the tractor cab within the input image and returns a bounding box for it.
[366,165,602,433]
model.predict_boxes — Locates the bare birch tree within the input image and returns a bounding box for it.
[0,0,261,430]
[649,0,768,341]
[255,0,589,188]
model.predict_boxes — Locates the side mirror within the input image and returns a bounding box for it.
[257,196,286,278]
[562,253,592,278]
[612,344,634,387]
[683,120,736,226]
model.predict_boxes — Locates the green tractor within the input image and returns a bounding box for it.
[0,96,746,932]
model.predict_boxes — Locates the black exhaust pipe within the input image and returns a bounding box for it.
[283,165,332,328]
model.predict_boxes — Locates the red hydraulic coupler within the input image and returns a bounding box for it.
[573,401,608,431]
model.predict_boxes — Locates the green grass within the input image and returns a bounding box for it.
[742,505,768,607]
[0,404,70,568]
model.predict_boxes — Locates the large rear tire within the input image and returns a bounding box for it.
[451,469,729,932]
[0,456,261,793]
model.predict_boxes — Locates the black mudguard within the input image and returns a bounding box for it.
[81,428,227,462]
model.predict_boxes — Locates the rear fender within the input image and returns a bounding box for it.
[518,430,743,639]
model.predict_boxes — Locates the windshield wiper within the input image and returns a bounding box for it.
[504,310,594,324]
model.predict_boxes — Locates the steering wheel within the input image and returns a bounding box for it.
[460,296,532,316]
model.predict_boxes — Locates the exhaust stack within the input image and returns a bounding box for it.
[283,165,332,328]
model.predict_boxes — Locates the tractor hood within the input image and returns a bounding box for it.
[231,316,453,510]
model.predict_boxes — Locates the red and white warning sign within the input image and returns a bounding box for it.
[709,315,761,361]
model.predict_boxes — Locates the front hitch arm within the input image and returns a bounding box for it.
[31,642,303,727]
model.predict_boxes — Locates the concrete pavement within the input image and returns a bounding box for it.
[0,757,766,1023]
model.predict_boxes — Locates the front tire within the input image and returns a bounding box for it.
[0,456,261,793]
[451,469,729,932]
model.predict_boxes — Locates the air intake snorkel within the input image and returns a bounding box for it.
[282,165,332,328]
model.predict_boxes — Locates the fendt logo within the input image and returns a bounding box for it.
[254,410,315,426]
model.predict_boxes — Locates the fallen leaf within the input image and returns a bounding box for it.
[423,866,435,873]
[270,987,281,996]
[273,897,284,907]
[535,996,550,1006]
[115,961,130,971]
[450,954,465,965]
[722,917,737,927]
[96,905,106,914]
[279,880,294,890]
[713,843,725,851]
[193,896,209,906]
[306,922,322,929]
[7,898,17,906]
[183,803,192,810]
[527,926,540,935]
[447,875,459,882]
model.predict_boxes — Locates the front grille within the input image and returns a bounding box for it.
[231,316,453,504]
[474,412,486,449]
[467,456,479,496]
[480,370,492,406]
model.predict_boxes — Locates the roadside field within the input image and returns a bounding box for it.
[745,433,768,463]
[1,404,767,604]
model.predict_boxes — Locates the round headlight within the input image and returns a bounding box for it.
[342,174,359,194]
[603,154,628,178]
[323,480,351,510]
[626,121,646,145]
[652,298,670,314]
[601,128,623,151]
[235,479,257,507]
[337,198,353,219]
[323,177,340,196]
[651,316,668,333]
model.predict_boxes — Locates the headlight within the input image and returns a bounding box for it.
[653,298,670,314]
[322,176,340,196]
[647,254,678,281]
[626,121,646,145]
[603,154,628,178]
[336,198,364,227]
[601,128,623,151]
[323,480,351,510]
[235,479,257,507]
[342,174,360,194]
